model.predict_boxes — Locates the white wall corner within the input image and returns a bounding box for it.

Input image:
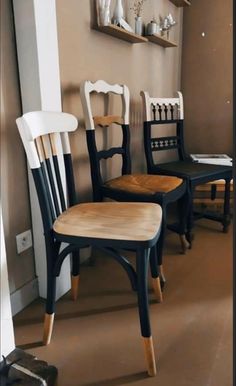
[13,0,71,300]
[0,204,15,357]
[10,278,39,317]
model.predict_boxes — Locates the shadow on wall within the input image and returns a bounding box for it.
[61,84,93,201]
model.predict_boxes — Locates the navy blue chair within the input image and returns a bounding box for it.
[141,90,232,245]
[80,80,190,287]
[16,110,164,376]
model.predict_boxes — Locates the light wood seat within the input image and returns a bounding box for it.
[16,110,164,377]
[54,202,162,241]
[104,174,183,195]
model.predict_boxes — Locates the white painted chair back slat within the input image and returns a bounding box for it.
[16,111,78,218]
[80,80,130,130]
[16,111,78,169]
[40,134,67,214]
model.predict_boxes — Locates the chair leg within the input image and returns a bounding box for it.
[179,234,190,254]
[156,207,166,288]
[142,336,156,377]
[71,275,80,301]
[43,238,57,346]
[150,247,163,303]
[71,250,80,301]
[222,179,231,233]
[136,248,157,377]
[158,264,166,289]
[43,313,55,346]
[152,278,163,303]
[186,186,194,248]
[178,191,191,254]
[43,274,56,345]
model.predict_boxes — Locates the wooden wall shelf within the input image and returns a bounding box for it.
[169,0,191,6]
[95,24,177,48]
[147,34,177,48]
[96,24,148,43]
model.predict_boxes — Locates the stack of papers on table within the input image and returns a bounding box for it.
[190,154,233,166]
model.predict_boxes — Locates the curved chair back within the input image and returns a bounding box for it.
[16,111,78,233]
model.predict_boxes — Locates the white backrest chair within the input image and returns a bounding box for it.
[140,89,233,242]
[16,110,163,377]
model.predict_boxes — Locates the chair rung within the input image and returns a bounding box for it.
[98,147,124,160]
[193,211,223,222]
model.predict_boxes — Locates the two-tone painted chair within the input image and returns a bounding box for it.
[16,110,164,376]
[141,90,232,244]
[80,80,190,287]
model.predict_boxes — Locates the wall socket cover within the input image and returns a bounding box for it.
[16,229,33,254]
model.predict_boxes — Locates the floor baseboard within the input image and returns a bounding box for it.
[10,278,39,316]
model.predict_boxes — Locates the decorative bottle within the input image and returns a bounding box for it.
[135,16,143,35]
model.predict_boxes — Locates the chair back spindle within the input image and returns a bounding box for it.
[141,91,187,171]
[16,111,78,233]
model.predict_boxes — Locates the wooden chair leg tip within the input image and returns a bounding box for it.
[143,336,157,377]
[71,275,80,301]
[152,277,163,303]
[158,265,166,290]
[43,313,54,346]
[43,338,50,346]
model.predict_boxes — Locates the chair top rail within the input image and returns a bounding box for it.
[141,91,184,121]
[17,111,78,141]
[16,111,78,169]
[80,80,130,130]
[82,80,124,95]
[149,97,180,106]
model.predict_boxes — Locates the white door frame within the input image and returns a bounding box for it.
[0,204,15,357]
[13,0,71,299]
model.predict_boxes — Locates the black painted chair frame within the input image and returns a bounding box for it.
[16,111,163,376]
[81,80,190,286]
[142,92,232,242]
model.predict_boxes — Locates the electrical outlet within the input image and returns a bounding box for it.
[16,230,33,254]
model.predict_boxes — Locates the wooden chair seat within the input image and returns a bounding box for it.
[154,161,232,182]
[104,174,183,195]
[54,202,162,242]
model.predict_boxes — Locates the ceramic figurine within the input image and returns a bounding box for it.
[113,0,124,26]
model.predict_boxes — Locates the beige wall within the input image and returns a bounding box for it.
[1,0,35,293]
[181,0,233,155]
[2,0,232,297]
[56,0,184,200]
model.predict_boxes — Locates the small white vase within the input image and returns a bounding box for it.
[135,16,143,35]
[113,0,124,26]
[102,6,110,25]
[97,0,111,26]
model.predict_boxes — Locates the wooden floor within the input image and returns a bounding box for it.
[13,219,233,386]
